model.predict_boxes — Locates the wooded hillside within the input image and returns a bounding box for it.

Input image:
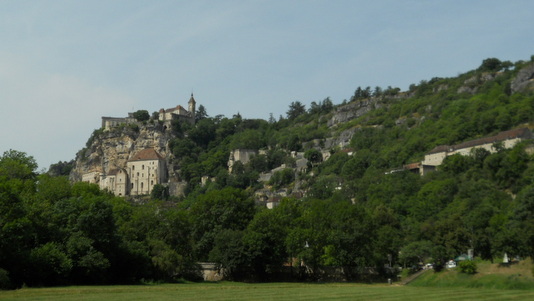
[2,56,534,288]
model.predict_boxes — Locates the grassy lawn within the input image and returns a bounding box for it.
[2,282,534,301]
[410,259,534,290]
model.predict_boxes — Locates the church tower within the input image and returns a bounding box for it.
[188,93,196,120]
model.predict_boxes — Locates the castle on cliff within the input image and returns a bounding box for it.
[82,94,197,196]
[101,93,196,130]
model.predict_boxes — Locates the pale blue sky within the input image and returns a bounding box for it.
[1,0,534,169]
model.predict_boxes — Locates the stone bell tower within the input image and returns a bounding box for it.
[188,93,196,120]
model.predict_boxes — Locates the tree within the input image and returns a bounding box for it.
[208,229,248,279]
[269,168,294,189]
[150,184,169,200]
[286,101,306,120]
[479,58,503,72]
[190,188,256,259]
[399,241,433,268]
[195,104,208,122]
[0,149,38,179]
[132,110,150,122]
[304,149,323,166]
[28,242,72,286]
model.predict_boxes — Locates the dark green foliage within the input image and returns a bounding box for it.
[132,110,150,122]
[190,187,256,260]
[47,160,74,176]
[150,184,169,200]
[195,104,208,122]
[0,268,11,290]
[458,260,477,274]
[304,148,322,165]
[286,101,306,120]
[478,58,503,72]
[0,149,37,179]
[269,168,294,189]
[4,55,534,287]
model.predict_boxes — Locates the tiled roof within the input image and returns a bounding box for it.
[108,168,119,176]
[428,128,532,155]
[427,145,451,154]
[129,148,164,161]
[164,105,185,113]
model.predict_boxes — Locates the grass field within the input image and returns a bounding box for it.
[2,282,534,301]
[410,259,534,290]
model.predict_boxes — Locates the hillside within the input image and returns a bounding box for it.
[70,57,534,203]
[2,55,534,288]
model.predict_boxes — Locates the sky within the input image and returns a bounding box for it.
[1,0,534,170]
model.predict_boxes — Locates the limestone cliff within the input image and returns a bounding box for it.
[70,123,176,183]
[511,62,534,94]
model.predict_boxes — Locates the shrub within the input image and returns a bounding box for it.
[458,260,477,274]
[0,268,11,290]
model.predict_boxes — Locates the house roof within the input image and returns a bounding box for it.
[108,168,119,176]
[428,128,532,155]
[129,148,164,161]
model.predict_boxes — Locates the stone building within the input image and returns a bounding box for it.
[228,149,257,173]
[406,128,533,175]
[85,148,166,196]
[101,114,137,130]
[422,128,533,167]
[101,93,197,131]
[126,148,166,196]
[99,168,129,196]
[159,93,196,125]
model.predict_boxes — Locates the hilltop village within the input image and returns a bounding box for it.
[77,90,534,205]
[79,94,196,196]
[5,57,534,287]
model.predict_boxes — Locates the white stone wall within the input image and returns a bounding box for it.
[422,151,448,166]
[422,137,525,168]
[228,149,257,172]
[115,169,129,196]
[82,171,100,184]
[99,175,116,194]
[126,159,165,195]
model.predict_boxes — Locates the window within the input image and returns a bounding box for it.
[142,165,145,170]
[132,165,135,170]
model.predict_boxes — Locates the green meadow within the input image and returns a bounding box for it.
[2,282,534,301]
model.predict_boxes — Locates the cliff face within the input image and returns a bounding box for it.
[70,123,174,182]
[511,62,534,94]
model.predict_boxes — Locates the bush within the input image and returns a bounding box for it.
[0,268,11,290]
[458,260,477,274]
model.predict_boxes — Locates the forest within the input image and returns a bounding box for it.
[1,56,534,288]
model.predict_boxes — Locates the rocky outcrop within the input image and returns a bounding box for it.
[457,72,498,94]
[327,99,382,127]
[511,62,534,94]
[70,123,174,183]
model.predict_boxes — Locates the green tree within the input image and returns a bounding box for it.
[286,101,306,120]
[304,149,323,166]
[191,188,256,260]
[479,58,503,72]
[28,242,72,286]
[195,104,208,122]
[150,184,169,200]
[132,110,150,122]
[0,149,38,179]
[399,241,434,268]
